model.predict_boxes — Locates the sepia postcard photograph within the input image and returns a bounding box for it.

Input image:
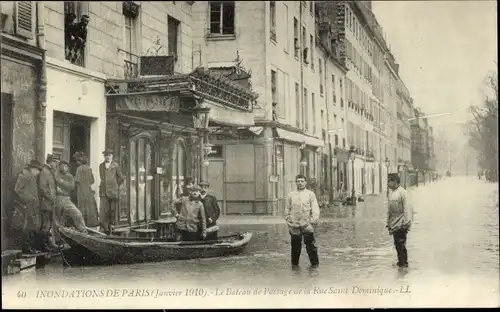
[1,0,498,309]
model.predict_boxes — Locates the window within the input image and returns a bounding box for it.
[303,87,308,130]
[293,18,299,58]
[319,58,323,96]
[295,83,300,127]
[309,1,313,14]
[302,26,308,64]
[335,134,339,146]
[64,1,88,67]
[167,15,180,60]
[310,34,314,70]
[340,78,344,108]
[332,74,337,104]
[312,93,316,134]
[123,7,139,79]
[270,1,276,41]
[284,4,289,53]
[271,70,278,121]
[209,1,235,35]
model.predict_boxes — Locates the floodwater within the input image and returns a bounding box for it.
[2,176,499,308]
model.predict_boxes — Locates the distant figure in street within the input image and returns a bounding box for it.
[11,160,43,253]
[285,174,320,269]
[199,181,221,240]
[99,149,124,234]
[75,155,99,229]
[55,160,87,233]
[386,173,413,269]
[38,154,60,251]
[175,184,207,241]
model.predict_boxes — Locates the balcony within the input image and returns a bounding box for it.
[124,60,139,79]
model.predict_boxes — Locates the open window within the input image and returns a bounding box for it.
[64,1,89,67]
[209,1,235,36]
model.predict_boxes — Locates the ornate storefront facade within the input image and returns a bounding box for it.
[104,68,258,227]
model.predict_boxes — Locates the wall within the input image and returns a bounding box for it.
[191,1,266,117]
[45,57,107,200]
[1,57,38,177]
[44,1,194,78]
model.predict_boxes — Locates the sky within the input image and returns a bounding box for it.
[372,0,498,140]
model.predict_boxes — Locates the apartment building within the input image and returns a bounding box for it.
[396,77,413,186]
[191,1,348,215]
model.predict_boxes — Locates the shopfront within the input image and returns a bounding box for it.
[104,68,258,227]
[1,34,45,250]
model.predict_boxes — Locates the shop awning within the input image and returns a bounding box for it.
[275,128,324,148]
[207,100,255,127]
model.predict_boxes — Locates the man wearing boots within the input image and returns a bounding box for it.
[38,154,61,251]
[285,174,320,270]
[387,173,413,269]
[11,160,43,254]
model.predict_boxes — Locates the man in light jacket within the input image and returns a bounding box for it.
[99,149,124,234]
[285,174,320,269]
[386,173,413,269]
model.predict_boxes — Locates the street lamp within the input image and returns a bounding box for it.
[348,145,356,206]
[192,101,211,182]
[403,163,408,188]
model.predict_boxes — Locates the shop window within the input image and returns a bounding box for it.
[128,136,154,224]
[172,139,187,200]
[209,1,235,35]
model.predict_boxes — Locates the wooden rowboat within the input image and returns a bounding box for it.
[56,222,253,266]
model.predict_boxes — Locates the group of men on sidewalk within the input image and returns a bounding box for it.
[284,172,413,271]
[9,148,126,254]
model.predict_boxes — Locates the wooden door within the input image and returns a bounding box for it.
[207,160,224,214]
[53,112,70,162]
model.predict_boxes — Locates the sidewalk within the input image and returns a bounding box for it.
[218,193,387,225]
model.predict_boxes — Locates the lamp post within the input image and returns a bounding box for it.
[403,163,408,188]
[348,145,356,206]
[192,101,211,183]
[385,157,390,195]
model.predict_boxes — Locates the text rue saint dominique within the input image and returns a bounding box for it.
[33,286,411,299]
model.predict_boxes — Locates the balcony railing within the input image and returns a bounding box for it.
[124,59,139,79]
[65,45,85,67]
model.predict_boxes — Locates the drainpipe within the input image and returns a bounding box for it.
[35,1,47,163]
[324,48,333,203]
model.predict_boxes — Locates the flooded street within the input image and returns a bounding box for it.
[3,176,499,308]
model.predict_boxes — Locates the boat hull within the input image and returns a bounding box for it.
[57,225,253,265]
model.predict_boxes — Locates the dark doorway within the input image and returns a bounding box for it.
[1,93,14,250]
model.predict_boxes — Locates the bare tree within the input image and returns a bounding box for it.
[467,69,498,181]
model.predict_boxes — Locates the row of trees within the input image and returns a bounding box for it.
[467,69,498,182]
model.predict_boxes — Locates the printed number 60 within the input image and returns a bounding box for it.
[17,291,26,298]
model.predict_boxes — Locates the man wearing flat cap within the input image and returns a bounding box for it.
[99,148,124,234]
[199,181,221,240]
[11,160,43,253]
[175,184,207,241]
[386,173,414,269]
[38,154,60,250]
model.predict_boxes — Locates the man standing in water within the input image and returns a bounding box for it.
[285,174,320,270]
[99,149,124,234]
[387,173,413,269]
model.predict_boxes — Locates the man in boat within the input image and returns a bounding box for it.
[38,154,61,251]
[11,160,43,254]
[175,184,207,241]
[98,148,124,235]
[55,160,88,233]
[199,181,220,240]
[285,174,320,270]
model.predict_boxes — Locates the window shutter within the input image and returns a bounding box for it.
[14,1,33,39]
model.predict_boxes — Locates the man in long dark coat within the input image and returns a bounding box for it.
[11,160,43,253]
[38,154,60,251]
[199,181,221,240]
[99,149,124,234]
